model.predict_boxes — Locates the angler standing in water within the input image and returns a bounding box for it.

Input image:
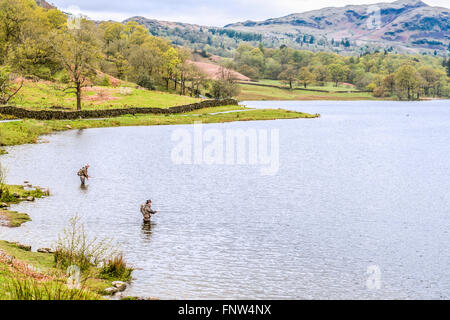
[141,200,158,223]
[77,164,90,185]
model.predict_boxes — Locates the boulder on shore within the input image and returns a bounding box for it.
[17,244,31,251]
[112,281,127,292]
[37,248,54,254]
[105,287,119,295]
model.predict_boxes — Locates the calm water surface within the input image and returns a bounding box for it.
[1,100,449,299]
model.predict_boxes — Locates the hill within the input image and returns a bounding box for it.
[35,0,55,9]
[225,0,449,54]
[124,0,449,55]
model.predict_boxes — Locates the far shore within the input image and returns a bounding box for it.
[0,106,319,149]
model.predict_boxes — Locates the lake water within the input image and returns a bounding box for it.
[1,100,449,299]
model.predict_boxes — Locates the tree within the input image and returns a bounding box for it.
[0,0,35,63]
[161,47,181,91]
[328,64,346,87]
[278,66,298,89]
[312,65,329,86]
[298,67,315,88]
[0,66,23,104]
[382,74,396,96]
[446,58,450,77]
[394,65,420,100]
[50,19,101,110]
[418,66,444,96]
[189,66,208,97]
[211,66,240,99]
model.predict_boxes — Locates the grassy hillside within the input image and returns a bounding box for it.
[12,80,201,111]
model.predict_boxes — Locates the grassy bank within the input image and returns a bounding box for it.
[0,185,48,227]
[0,106,319,147]
[0,240,120,300]
[237,81,383,101]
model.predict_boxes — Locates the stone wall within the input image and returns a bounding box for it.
[0,99,239,120]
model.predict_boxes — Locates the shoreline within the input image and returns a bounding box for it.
[0,106,319,149]
[0,184,49,228]
[0,105,318,300]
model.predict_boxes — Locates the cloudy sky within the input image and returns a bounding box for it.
[50,0,449,26]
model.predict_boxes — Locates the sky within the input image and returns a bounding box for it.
[49,0,449,27]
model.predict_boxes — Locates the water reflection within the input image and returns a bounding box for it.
[141,221,155,242]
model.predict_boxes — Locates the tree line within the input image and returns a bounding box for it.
[231,43,450,99]
[0,0,223,110]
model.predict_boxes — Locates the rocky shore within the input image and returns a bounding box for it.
[0,182,50,228]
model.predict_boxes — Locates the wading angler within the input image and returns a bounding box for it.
[171,122,280,176]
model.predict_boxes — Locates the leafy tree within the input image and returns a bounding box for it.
[211,66,240,99]
[49,19,101,110]
[0,0,35,63]
[328,64,346,87]
[278,66,298,89]
[312,65,329,86]
[298,67,315,88]
[382,74,396,96]
[394,65,420,100]
[161,47,181,91]
[418,66,443,96]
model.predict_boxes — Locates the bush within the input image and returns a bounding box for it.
[98,75,111,87]
[99,254,133,281]
[54,215,119,272]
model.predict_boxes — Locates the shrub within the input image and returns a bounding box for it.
[98,75,111,87]
[54,215,119,272]
[99,254,133,281]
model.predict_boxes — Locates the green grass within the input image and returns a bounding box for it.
[184,105,251,115]
[11,80,201,111]
[0,209,31,227]
[0,240,121,300]
[0,107,318,147]
[237,79,387,101]
[0,185,48,227]
[254,79,361,92]
[237,83,381,101]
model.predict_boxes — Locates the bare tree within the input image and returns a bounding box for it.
[0,67,23,105]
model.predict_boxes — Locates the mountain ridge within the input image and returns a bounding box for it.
[224,0,449,52]
[38,0,450,55]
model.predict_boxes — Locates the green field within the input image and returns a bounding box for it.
[237,83,379,101]
[12,81,201,111]
[0,107,319,147]
[254,80,362,92]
